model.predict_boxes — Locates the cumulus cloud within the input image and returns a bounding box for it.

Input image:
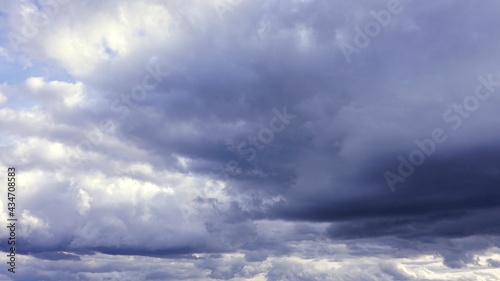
[1,0,500,279]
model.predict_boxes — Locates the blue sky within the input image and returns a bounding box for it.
[1,0,500,280]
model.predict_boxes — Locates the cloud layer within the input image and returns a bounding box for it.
[1,0,500,280]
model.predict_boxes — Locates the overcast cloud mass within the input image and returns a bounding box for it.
[1,0,500,280]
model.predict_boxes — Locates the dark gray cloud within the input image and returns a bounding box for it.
[1,0,500,280]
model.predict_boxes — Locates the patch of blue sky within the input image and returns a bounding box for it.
[0,53,75,84]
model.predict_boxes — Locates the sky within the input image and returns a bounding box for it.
[1,0,500,280]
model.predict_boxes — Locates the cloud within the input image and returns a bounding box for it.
[0,91,7,103]
[1,0,500,279]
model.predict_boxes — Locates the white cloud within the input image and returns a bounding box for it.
[1,0,500,280]
[24,1,176,77]
[19,210,49,238]
[0,91,7,104]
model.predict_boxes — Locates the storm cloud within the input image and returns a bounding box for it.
[1,0,500,280]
